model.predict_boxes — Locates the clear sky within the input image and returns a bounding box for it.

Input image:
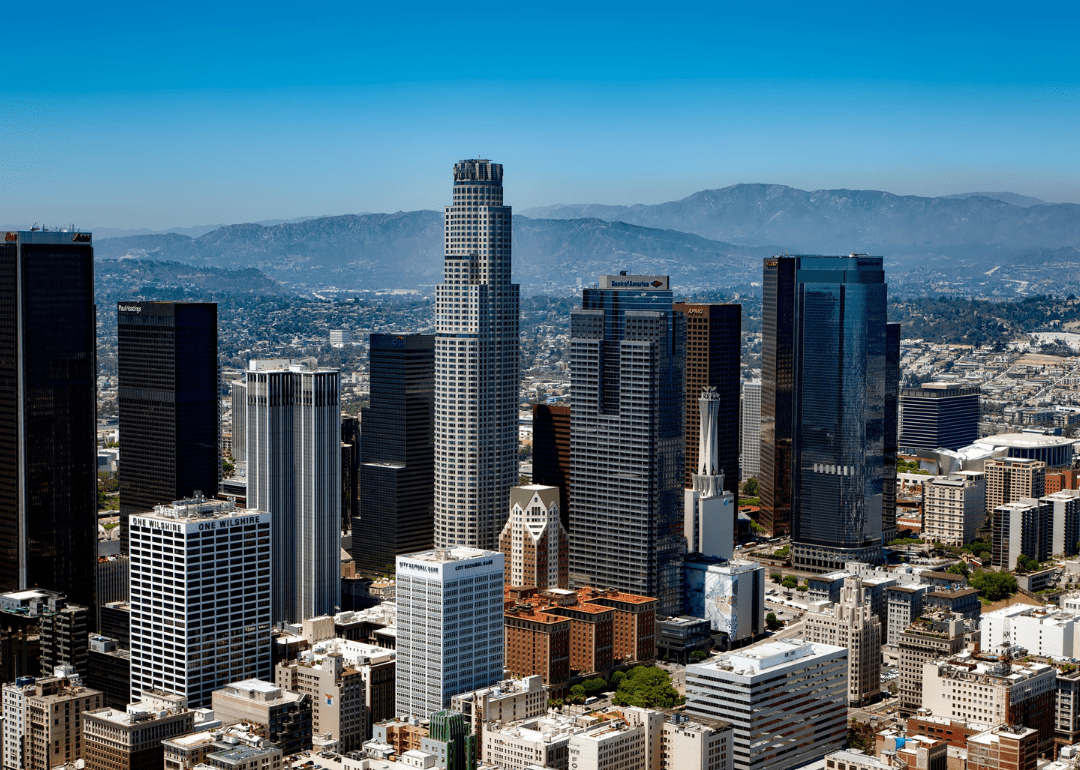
[2,0,1078,231]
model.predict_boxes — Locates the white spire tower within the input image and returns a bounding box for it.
[433,160,520,550]
[693,387,725,498]
[686,387,735,557]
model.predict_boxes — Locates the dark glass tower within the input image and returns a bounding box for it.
[569,274,686,614]
[0,231,98,611]
[767,255,889,572]
[759,258,797,537]
[899,383,980,452]
[674,303,741,489]
[118,302,219,551]
[883,322,901,544]
[354,334,435,576]
[531,403,570,532]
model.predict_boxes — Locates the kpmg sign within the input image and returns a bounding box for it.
[599,274,669,291]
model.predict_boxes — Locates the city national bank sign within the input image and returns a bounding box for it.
[130,515,262,533]
[398,557,495,575]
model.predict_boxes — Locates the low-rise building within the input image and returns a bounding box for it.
[212,680,312,756]
[276,651,366,753]
[83,691,194,770]
[482,713,577,770]
[450,676,547,748]
[656,617,712,664]
[898,614,972,715]
[660,713,733,770]
[966,725,1039,770]
[981,604,1080,658]
[923,472,986,546]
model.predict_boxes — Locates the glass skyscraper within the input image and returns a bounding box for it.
[0,230,98,612]
[568,274,686,614]
[763,255,893,572]
[118,301,219,553]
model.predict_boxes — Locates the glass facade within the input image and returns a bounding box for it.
[355,333,435,576]
[0,233,98,611]
[759,258,796,537]
[118,302,219,552]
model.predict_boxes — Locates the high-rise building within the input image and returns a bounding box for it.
[1043,489,1080,558]
[245,358,341,623]
[500,485,568,589]
[803,576,882,706]
[569,274,686,615]
[531,404,570,531]
[231,381,247,462]
[433,160,519,551]
[985,457,1046,513]
[0,230,98,611]
[25,673,104,770]
[899,383,980,452]
[923,472,986,546]
[991,499,1048,570]
[683,558,765,644]
[674,303,741,489]
[898,613,971,715]
[684,388,736,559]
[128,496,271,706]
[118,302,219,552]
[355,334,435,577]
[740,380,761,482]
[883,322,901,544]
[3,675,38,770]
[761,256,889,571]
[342,414,360,535]
[39,601,89,679]
[395,547,504,718]
[686,640,847,770]
[86,636,130,709]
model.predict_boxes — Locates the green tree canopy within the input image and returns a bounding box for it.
[781,576,798,589]
[970,569,1018,602]
[609,666,682,709]
[766,612,781,631]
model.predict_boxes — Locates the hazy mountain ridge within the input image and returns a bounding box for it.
[521,184,1080,258]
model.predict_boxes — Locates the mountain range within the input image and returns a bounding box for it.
[94,184,1080,295]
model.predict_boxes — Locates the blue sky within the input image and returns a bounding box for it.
[1,1,1077,230]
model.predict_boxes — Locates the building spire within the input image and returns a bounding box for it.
[693,386,725,497]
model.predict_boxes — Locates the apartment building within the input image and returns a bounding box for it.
[923,472,986,546]
[985,457,1045,513]
[450,676,547,746]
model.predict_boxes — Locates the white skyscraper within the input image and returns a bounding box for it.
[740,379,761,481]
[246,358,341,624]
[129,496,271,707]
[685,388,735,559]
[434,159,519,550]
[395,547,504,718]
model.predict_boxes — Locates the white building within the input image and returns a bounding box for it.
[740,380,761,482]
[434,160,519,551]
[395,547,504,718]
[330,330,352,347]
[567,712,652,770]
[923,472,986,546]
[803,577,882,706]
[451,675,547,742]
[980,604,1080,658]
[1045,489,1080,558]
[685,560,765,643]
[685,388,736,560]
[661,714,733,770]
[129,497,272,706]
[2,676,37,770]
[686,640,848,770]
[245,357,341,624]
[482,713,578,770]
[500,486,568,589]
[921,652,1056,731]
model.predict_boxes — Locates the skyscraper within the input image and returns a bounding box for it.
[0,230,97,611]
[395,547,504,718]
[674,303,741,489]
[246,358,341,624]
[763,255,890,572]
[899,383,981,452]
[433,159,519,551]
[683,388,735,560]
[883,322,901,544]
[568,274,686,615]
[759,257,796,538]
[118,302,219,553]
[531,404,570,531]
[355,333,435,577]
[740,379,761,481]
[500,485,568,589]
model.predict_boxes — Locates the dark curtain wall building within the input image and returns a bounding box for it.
[0,231,98,613]
[759,258,797,537]
[118,302,219,552]
[674,303,741,490]
[899,384,981,452]
[531,403,570,532]
[883,322,901,544]
[354,334,435,576]
[342,415,360,533]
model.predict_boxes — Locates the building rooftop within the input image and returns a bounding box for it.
[402,547,496,564]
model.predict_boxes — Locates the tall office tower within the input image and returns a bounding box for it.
[39,602,89,679]
[531,404,570,530]
[0,230,98,611]
[569,274,686,615]
[759,257,796,537]
[883,322,901,544]
[899,383,981,452]
[341,414,360,534]
[985,457,1046,513]
[991,499,1047,570]
[118,302,219,552]
[230,381,247,462]
[246,358,341,623]
[500,485,568,589]
[395,547,504,718]
[355,334,435,577]
[762,256,889,572]
[128,496,271,707]
[433,159,519,551]
[803,576,882,706]
[674,303,741,489]
[740,380,761,482]
[683,388,735,559]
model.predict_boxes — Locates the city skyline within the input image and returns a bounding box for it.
[1,4,1077,230]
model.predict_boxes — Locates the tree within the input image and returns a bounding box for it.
[766,612,781,631]
[741,478,759,497]
[970,569,1018,602]
[519,474,531,485]
[781,576,798,589]
[223,459,235,478]
[548,699,563,710]
[689,650,708,662]
[796,585,808,593]
[1016,553,1040,573]
[610,666,682,709]
[946,562,970,577]
[611,670,626,687]
[568,685,586,704]
[770,572,782,582]
[582,677,607,697]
